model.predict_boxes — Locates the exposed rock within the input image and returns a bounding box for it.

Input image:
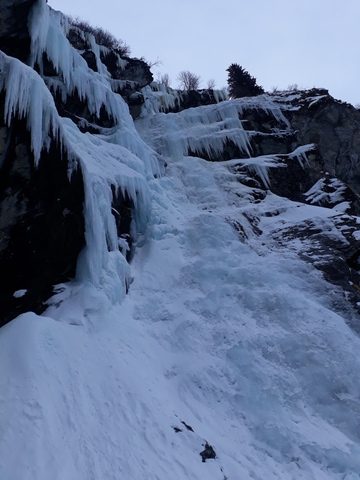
[172,89,226,112]
[172,426,182,433]
[67,24,153,107]
[267,151,321,202]
[53,89,117,131]
[128,91,145,120]
[200,442,216,462]
[118,57,153,88]
[101,51,153,91]
[181,421,194,432]
[279,90,360,195]
[149,86,228,114]
[67,26,89,51]
[0,0,35,61]
[81,50,98,72]
[0,110,85,326]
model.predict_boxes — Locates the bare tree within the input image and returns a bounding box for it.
[207,79,216,90]
[144,56,162,68]
[286,83,299,92]
[177,71,201,90]
[69,17,131,56]
[159,73,170,87]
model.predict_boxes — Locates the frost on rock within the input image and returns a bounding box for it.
[305,177,348,207]
[221,155,287,189]
[288,143,315,168]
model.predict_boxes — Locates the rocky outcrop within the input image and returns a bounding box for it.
[104,54,153,89]
[66,23,153,117]
[170,89,227,112]
[289,93,360,194]
[196,89,360,212]
[0,0,34,61]
[0,103,85,325]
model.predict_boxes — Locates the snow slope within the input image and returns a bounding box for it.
[2,115,360,479]
[1,2,360,479]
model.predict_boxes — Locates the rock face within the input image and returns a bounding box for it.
[290,94,360,194]
[66,23,153,119]
[207,89,360,211]
[0,0,34,61]
[167,89,228,112]
[0,104,85,325]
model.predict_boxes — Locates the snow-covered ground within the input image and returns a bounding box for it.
[1,3,360,479]
[2,127,360,480]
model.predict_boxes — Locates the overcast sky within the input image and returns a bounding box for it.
[49,0,359,105]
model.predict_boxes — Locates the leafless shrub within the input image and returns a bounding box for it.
[69,17,131,57]
[177,70,201,90]
[207,79,216,89]
[286,83,299,91]
[158,73,170,87]
[142,56,161,68]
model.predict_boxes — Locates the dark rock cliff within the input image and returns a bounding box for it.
[0,0,34,61]
[290,93,360,194]
[0,111,85,324]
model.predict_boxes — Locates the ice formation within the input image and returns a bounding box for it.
[142,82,228,115]
[0,1,159,303]
[1,2,360,479]
[0,52,62,162]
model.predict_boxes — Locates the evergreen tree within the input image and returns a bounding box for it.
[227,64,264,98]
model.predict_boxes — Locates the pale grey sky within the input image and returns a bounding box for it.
[49,0,359,105]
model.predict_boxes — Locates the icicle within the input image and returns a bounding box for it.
[137,100,252,160]
[289,144,315,168]
[28,1,132,126]
[0,52,62,163]
[1,0,161,304]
